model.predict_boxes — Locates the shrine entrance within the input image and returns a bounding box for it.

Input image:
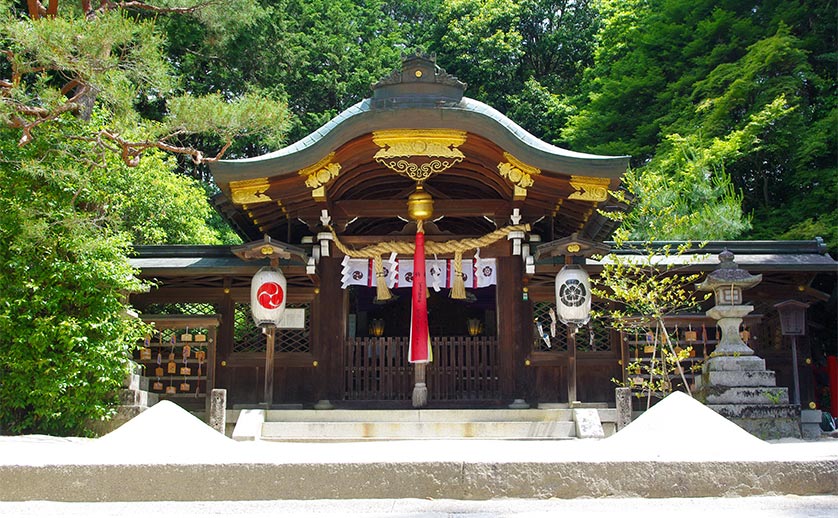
[344,286,500,403]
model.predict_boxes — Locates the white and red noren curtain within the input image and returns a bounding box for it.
[340,258,497,290]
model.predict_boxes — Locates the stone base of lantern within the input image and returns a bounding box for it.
[695,355,801,440]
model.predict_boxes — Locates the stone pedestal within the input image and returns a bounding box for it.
[801,409,824,440]
[695,355,801,439]
[614,387,632,431]
[707,305,755,355]
[208,388,227,435]
[92,367,158,435]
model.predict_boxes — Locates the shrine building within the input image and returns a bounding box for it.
[129,55,837,415]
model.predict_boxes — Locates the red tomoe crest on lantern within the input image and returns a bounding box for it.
[251,266,287,327]
[257,282,284,309]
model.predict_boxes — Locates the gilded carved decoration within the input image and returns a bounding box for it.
[497,153,540,200]
[230,177,272,205]
[568,175,610,202]
[372,129,467,182]
[299,152,342,201]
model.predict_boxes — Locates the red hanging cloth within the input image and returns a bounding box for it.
[409,228,430,363]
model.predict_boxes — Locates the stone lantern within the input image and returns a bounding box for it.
[694,250,800,439]
[696,250,762,356]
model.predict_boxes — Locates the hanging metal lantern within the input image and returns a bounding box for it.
[554,264,592,326]
[251,266,287,327]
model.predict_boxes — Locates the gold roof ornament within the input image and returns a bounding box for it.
[231,235,308,263]
[568,175,611,202]
[372,129,467,183]
[229,177,272,205]
[299,152,341,202]
[497,152,540,200]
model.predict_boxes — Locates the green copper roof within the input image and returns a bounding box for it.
[211,55,629,187]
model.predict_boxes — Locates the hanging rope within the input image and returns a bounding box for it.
[330,223,530,258]
[329,223,531,300]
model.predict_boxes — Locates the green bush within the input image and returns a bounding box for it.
[0,128,148,436]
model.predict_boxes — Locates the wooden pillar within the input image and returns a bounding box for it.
[567,326,578,403]
[316,257,346,402]
[520,290,535,402]
[263,326,275,407]
[216,279,235,392]
[497,256,527,402]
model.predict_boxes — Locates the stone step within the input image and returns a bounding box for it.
[124,373,142,391]
[260,420,578,441]
[538,402,609,409]
[702,386,789,405]
[708,404,802,439]
[704,356,766,372]
[695,369,777,389]
[119,388,151,407]
[264,408,575,423]
[708,403,800,420]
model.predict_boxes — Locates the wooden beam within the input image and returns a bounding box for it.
[325,199,511,220]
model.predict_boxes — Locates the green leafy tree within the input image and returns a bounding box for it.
[0,1,286,435]
[592,235,710,409]
[0,121,149,435]
[612,96,796,241]
[566,0,836,248]
[162,0,404,148]
[429,0,599,144]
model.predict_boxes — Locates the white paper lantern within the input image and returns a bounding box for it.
[555,265,592,326]
[251,266,287,327]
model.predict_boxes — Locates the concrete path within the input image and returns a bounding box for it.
[2,436,836,501]
[2,398,836,502]
[1,496,837,517]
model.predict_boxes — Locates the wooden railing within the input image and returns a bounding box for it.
[344,336,500,401]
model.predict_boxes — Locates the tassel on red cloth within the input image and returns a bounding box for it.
[409,228,431,363]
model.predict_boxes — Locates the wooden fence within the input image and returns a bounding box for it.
[344,336,500,401]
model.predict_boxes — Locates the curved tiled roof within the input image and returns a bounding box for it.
[212,96,629,187]
[208,55,631,242]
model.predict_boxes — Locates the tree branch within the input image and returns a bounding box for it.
[3,100,83,145]
[27,0,46,20]
[97,130,232,166]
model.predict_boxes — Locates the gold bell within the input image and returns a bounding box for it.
[407,185,434,221]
